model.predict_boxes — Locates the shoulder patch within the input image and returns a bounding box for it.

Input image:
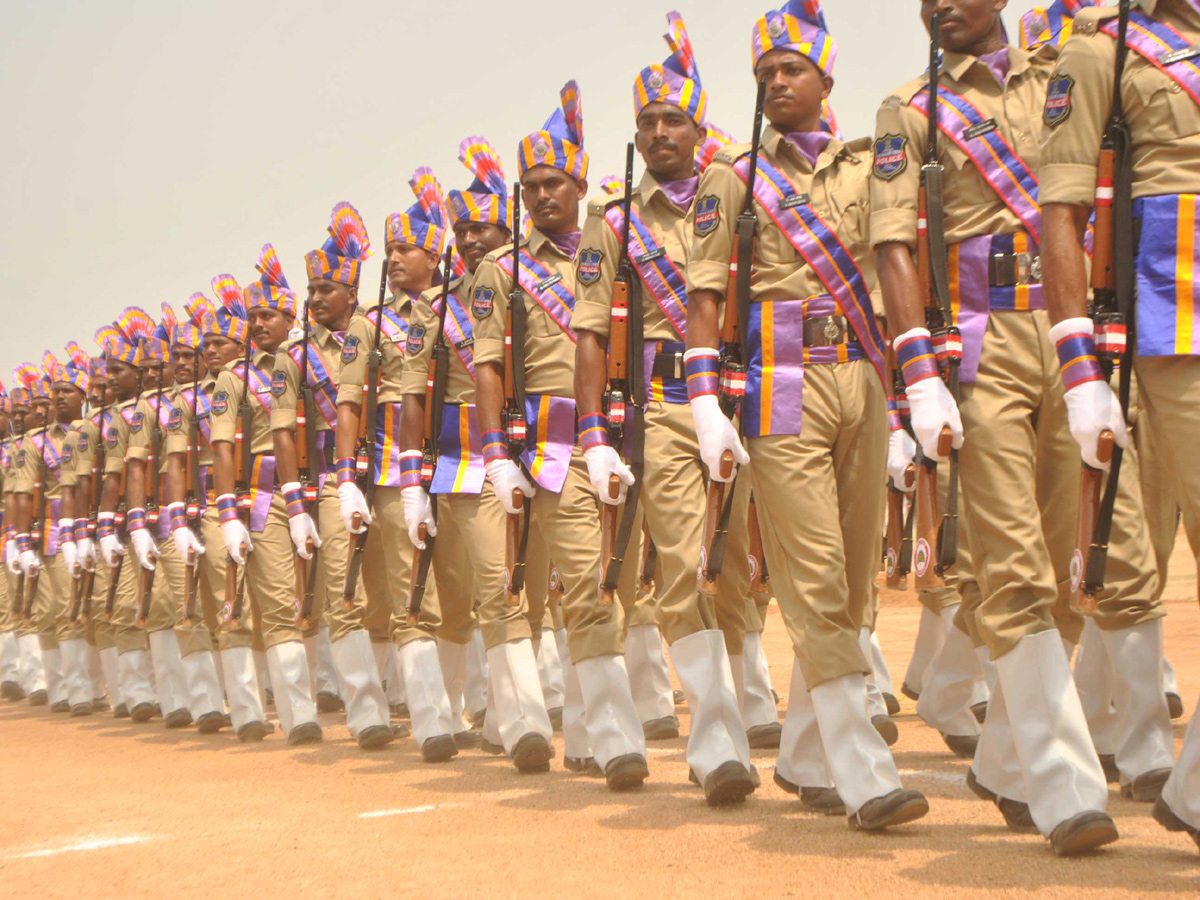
[15,450,25,468]
[472,286,495,320]
[341,335,360,364]
[129,411,144,433]
[211,391,229,416]
[577,248,604,286]
[168,407,183,431]
[873,134,909,181]
[77,433,89,453]
[693,195,721,237]
[270,368,288,396]
[406,325,426,356]
[105,427,118,448]
[1044,73,1074,128]
[62,445,73,466]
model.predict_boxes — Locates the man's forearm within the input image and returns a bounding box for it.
[574,331,608,419]
[125,459,146,509]
[400,395,425,454]
[212,443,234,498]
[476,364,505,436]
[1042,203,1093,326]
[875,242,927,336]
[335,404,361,462]
[273,429,300,486]
[99,473,121,514]
[685,288,721,352]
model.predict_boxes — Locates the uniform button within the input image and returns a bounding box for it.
[1016,132,1026,142]
[1170,82,1182,94]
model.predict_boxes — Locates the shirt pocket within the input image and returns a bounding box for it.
[523,294,563,338]
[1130,68,1200,141]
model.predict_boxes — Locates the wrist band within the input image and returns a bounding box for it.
[887,398,903,433]
[126,508,147,532]
[895,333,940,387]
[481,429,508,464]
[684,350,720,401]
[282,483,306,517]
[1056,331,1105,391]
[15,533,32,553]
[334,456,357,486]
[96,512,115,540]
[398,452,422,490]
[578,413,609,450]
[216,494,239,524]
[74,520,89,543]
[168,502,187,532]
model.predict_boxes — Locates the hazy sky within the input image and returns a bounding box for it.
[0,0,1033,383]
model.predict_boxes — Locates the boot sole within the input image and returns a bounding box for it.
[1120,768,1173,803]
[900,683,919,702]
[704,761,756,807]
[851,792,930,831]
[288,723,324,746]
[512,734,552,774]
[872,716,899,747]
[642,717,680,741]
[883,693,901,716]
[70,704,93,717]
[1052,815,1119,857]
[196,713,226,734]
[943,734,979,759]
[357,725,395,751]
[605,754,649,791]
[238,721,271,743]
[421,734,459,763]
[164,710,193,729]
[129,702,156,723]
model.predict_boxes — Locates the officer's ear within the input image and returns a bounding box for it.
[821,75,833,101]
[348,285,358,306]
[574,177,588,201]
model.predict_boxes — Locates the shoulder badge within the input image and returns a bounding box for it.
[211,391,229,416]
[168,407,183,431]
[62,445,74,466]
[77,433,89,453]
[873,134,909,181]
[1044,74,1075,128]
[406,325,426,356]
[15,450,25,468]
[270,368,288,396]
[577,248,604,286]
[341,335,360,364]
[694,195,721,237]
[472,286,495,320]
[129,411,144,434]
[105,427,118,448]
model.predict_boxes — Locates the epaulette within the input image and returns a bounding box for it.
[1071,6,1119,37]
[587,186,637,216]
[712,142,753,167]
[482,239,527,265]
[843,136,873,154]
[883,74,932,109]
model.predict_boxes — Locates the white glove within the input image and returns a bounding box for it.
[19,549,39,578]
[338,481,372,534]
[1062,380,1129,469]
[401,486,438,549]
[4,539,17,575]
[904,376,963,462]
[172,526,205,565]
[221,519,253,565]
[887,429,918,492]
[59,538,78,575]
[689,393,749,483]
[288,511,323,560]
[77,537,96,573]
[485,458,536,515]
[583,445,635,506]
[99,533,125,568]
[129,527,157,571]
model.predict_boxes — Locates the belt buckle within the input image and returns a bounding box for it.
[1020,253,1043,284]
[673,353,683,380]
[823,317,842,344]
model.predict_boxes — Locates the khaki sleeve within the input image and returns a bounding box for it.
[124,399,152,463]
[336,315,372,407]
[570,204,622,338]
[104,414,130,475]
[685,159,746,298]
[165,400,188,456]
[10,437,37,495]
[868,99,926,250]
[60,432,79,489]
[470,256,512,368]
[269,350,301,433]
[73,421,97,475]
[209,371,239,447]
[1038,36,1114,206]
[400,293,440,396]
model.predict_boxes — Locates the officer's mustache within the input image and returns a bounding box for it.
[462,241,488,256]
[648,139,678,153]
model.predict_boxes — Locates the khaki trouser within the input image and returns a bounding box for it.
[1136,355,1200,577]
[1132,375,1181,602]
[528,449,626,663]
[110,551,149,655]
[45,555,84,643]
[524,529,551,642]
[0,560,9,632]
[958,311,1160,661]
[153,532,217,657]
[85,559,116,650]
[360,520,392,645]
[434,484,531,650]
[641,400,751,655]
[368,485,441,648]
[307,482,364,643]
[251,494,311,648]
[190,506,251,651]
[622,514,663,631]
[748,358,887,689]
[7,568,37,639]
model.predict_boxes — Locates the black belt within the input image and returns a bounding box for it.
[319,443,335,467]
[988,252,1042,287]
[803,315,859,348]
[651,352,684,380]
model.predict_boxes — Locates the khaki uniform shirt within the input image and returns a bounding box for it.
[1039,0,1200,204]
[472,227,581,397]
[166,376,219,467]
[11,424,69,501]
[103,397,140,477]
[400,276,477,403]
[211,350,278,455]
[336,292,418,408]
[687,126,878,302]
[271,323,347,434]
[870,44,1058,249]
[127,386,177,476]
[572,171,693,340]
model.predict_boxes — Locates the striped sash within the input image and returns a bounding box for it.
[1105,10,1200,109]
[602,205,689,340]
[231,361,275,415]
[434,291,477,380]
[430,402,485,495]
[288,342,339,428]
[497,251,578,342]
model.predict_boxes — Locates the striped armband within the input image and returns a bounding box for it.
[15,533,32,553]
[334,457,357,486]
[894,332,940,387]
[684,349,720,401]
[887,398,904,433]
[167,502,187,532]
[398,451,423,490]
[73,519,89,543]
[58,518,75,545]
[578,413,609,450]
[125,508,147,532]
[481,429,508,464]
[1055,332,1104,391]
[281,483,306,518]
[216,494,239,524]
[96,512,115,540]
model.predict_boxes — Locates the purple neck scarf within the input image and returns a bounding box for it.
[784,132,833,167]
[658,175,700,212]
[545,230,581,260]
[979,47,1010,85]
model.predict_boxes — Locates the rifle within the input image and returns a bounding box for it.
[182,354,202,623]
[1082,0,1134,601]
[885,346,915,589]
[23,423,50,619]
[341,258,388,610]
[406,247,454,625]
[78,406,106,621]
[916,12,960,582]
[293,295,320,628]
[747,495,769,595]
[700,78,765,593]
[503,182,533,607]
[222,339,254,628]
[638,523,657,593]
[103,468,125,622]
[136,369,166,627]
[67,396,92,624]
[599,143,645,606]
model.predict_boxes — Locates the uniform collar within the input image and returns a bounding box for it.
[762,124,849,173]
[942,44,1035,86]
[527,225,579,261]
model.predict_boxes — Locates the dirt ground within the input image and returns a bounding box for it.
[1,536,1197,899]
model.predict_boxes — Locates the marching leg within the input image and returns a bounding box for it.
[773,656,844,815]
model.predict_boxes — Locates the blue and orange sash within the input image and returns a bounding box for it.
[433,291,477,380]
[497,251,578,342]
[366,305,411,349]
[603,205,689,340]
[1105,10,1200,109]
[732,152,887,389]
[230,361,275,415]
[30,430,64,481]
[288,341,340,428]
[177,385,214,446]
[430,402,485,495]
[520,393,576,493]
[1132,194,1200,357]
[910,83,1043,245]
[246,454,276,534]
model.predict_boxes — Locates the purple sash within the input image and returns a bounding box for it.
[42,498,63,557]
[434,292,477,380]
[521,394,576,493]
[430,403,485,495]
[247,454,276,534]
[603,206,689,340]
[1105,10,1200,109]
[367,305,410,349]
[497,251,578,342]
[288,342,340,428]
[231,362,275,415]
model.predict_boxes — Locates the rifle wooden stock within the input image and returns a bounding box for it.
[698,451,735,597]
[104,554,122,620]
[598,476,620,607]
[1091,151,1116,295]
[80,565,96,623]
[294,538,315,628]
[136,563,153,628]
[914,460,941,590]
[13,573,24,615]
[885,472,913,589]
[224,543,248,626]
[183,548,197,623]
[67,564,83,624]
[505,489,524,607]
[405,525,429,627]
[638,523,657,592]
[23,565,38,620]
[1072,430,1115,614]
[747,495,769,594]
